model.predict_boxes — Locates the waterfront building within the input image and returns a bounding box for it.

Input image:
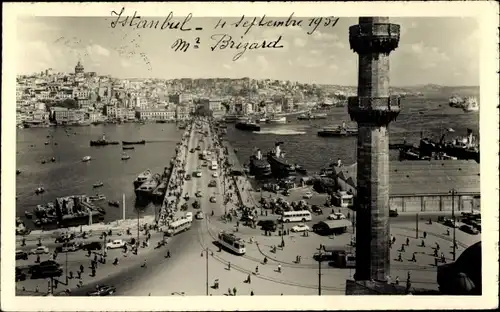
[137,109,173,121]
[175,105,190,121]
[283,96,294,112]
[333,160,480,212]
[243,102,254,115]
[346,17,401,289]
[53,107,85,124]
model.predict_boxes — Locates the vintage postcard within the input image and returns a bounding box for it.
[2,1,498,311]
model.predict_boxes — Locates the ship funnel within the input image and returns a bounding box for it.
[275,145,281,158]
[256,149,262,160]
[467,128,473,146]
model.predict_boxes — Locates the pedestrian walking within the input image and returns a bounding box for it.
[392,236,396,244]
[80,264,84,273]
[436,243,440,251]
[395,276,400,285]
[228,288,232,296]
[447,229,450,236]
[411,252,416,262]
[398,253,402,262]
[247,274,251,284]
[228,262,231,270]
[35,286,39,292]
[278,264,282,273]
[233,287,237,296]
[36,255,40,263]
[401,244,405,252]
[421,239,425,247]
[250,290,254,296]
[255,265,259,274]
[406,237,410,246]
[263,257,268,265]
[423,231,427,239]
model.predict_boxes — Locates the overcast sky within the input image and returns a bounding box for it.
[16,16,479,86]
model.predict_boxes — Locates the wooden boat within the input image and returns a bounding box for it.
[93,182,104,188]
[122,146,135,150]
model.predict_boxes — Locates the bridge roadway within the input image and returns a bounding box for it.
[16,119,481,296]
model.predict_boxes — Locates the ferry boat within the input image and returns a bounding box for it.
[248,149,272,180]
[122,140,146,145]
[297,112,328,120]
[82,156,92,162]
[134,169,153,188]
[135,173,161,202]
[266,116,287,124]
[462,97,479,112]
[235,118,261,132]
[266,142,296,179]
[121,153,131,160]
[318,122,358,137]
[90,134,119,146]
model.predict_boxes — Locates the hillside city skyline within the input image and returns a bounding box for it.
[17,16,479,87]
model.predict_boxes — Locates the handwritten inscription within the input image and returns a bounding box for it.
[109,8,340,62]
[210,34,284,61]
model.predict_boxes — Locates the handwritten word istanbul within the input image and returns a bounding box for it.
[110,8,340,61]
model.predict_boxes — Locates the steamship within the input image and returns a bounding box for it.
[266,142,296,178]
[317,122,358,137]
[235,118,261,132]
[248,149,272,180]
[410,129,479,162]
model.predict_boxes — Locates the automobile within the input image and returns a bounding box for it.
[208,180,217,187]
[16,250,29,260]
[209,196,217,203]
[30,246,49,255]
[30,261,63,279]
[192,201,200,209]
[389,209,399,217]
[303,192,313,199]
[54,234,75,243]
[184,194,190,201]
[328,213,346,220]
[185,212,193,222]
[185,174,191,181]
[212,172,219,178]
[311,205,323,215]
[460,224,479,235]
[291,224,310,233]
[202,162,208,167]
[194,171,202,178]
[16,268,27,281]
[106,239,126,249]
[195,211,204,220]
[55,242,81,253]
[87,285,117,296]
[282,189,290,196]
[190,148,195,153]
[81,241,102,251]
[195,191,202,197]
[258,220,277,231]
[443,218,459,228]
[195,146,201,151]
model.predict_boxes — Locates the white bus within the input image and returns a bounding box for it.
[218,231,246,255]
[279,210,312,223]
[166,218,192,236]
[210,160,218,170]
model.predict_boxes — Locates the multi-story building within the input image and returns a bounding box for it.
[243,102,254,115]
[282,96,294,112]
[136,109,173,121]
[52,107,85,124]
[77,98,92,109]
[175,105,190,121]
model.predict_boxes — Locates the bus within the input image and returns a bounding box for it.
[166,218,192,236]
[279,210,312,223]
[218,231,246,255]
[210,160,218,171]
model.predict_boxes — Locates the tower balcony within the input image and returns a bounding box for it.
[348,95,401,126]
[349,23,400,55]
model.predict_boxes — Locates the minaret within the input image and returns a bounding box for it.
[348,17,401,282]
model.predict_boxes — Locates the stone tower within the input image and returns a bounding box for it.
[348,17,401,282]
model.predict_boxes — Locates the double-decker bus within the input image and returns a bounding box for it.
[218,231,246,255]
[166,218,192,236]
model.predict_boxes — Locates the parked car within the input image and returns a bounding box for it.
[192,201,200,209]
[16,268,27,281]
[60,242,81,253]
[209,196,217,203]
[81,241,102,251]
[212,172,219,178]
[30,261,63,279]
[303,192,313,199]
[30,246,49,255]
[282,189,290,196]
[195,191,202,197]
[16,250,29,260]
[185,212,193,222]
[87,285,117,296]
[106,240,126,249]
[195,211,204,220]
[291,224,310,233]
[328,213,346,220]
[258,220,277,232]
[185,174,191,181]
[443,218,459,228]
[389,209,399,217]
[460,224,479,235]
[311,205,323,214]
[208,180,217,187]
[190,148,195,153]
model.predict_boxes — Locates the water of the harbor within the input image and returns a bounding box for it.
[226,96,480,174]
[16,123,184,228]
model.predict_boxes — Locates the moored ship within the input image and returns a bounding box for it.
[462,97,479,112]
[122,140,146,145]
[151,165,175,204]
[134,169,153,188]
[90,134,119,146]
[318,122,358,137]
[267,142,296,178]
[266,116,287,124]
[418,129,479,162]
[297,112,328,120]
[235,118,261,132]
[135,173,161,202]
[249,149,272,180]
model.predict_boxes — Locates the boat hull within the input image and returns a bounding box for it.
[249,158,272,180]
[235,123,260,132]
[122,140,146,145]
[266,154,296,179]
[318,130,357,137]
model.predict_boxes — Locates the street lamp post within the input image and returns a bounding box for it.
[317,245,322,296]
[205,247,209,296]
[137,209,140,253]
[281,222,285,248]
[416,213,419,239]
[65,251,68,284]
[450,188,457,261]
